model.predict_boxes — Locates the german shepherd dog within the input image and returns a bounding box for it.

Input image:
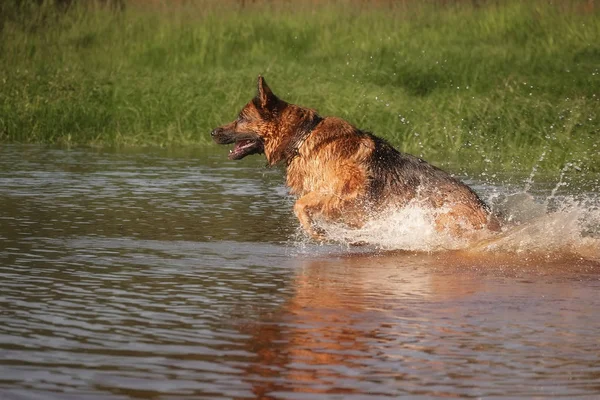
[211,76,500,240]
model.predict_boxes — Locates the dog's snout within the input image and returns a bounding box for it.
[210,128,221,137]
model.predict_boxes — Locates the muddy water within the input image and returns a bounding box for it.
[1,145,600,399]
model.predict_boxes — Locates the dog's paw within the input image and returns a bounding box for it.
[306,224,328,242]
[347,240,368,247]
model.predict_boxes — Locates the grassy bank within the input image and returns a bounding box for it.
[0,0,599,173]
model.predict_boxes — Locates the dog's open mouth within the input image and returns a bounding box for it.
[228,139,264,160]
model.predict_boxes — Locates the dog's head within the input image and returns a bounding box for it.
[211,76,321,165]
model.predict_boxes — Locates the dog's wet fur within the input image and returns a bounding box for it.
[212,76,500,240]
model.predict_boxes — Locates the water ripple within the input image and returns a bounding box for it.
[1,146,600,398]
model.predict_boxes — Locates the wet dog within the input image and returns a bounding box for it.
[211,76,499,240]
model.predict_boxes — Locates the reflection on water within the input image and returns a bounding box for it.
[1,145,600,399]
[247,252,600,398]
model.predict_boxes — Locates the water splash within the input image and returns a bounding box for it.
[523,149,546,193]
[313,202,488,252]
[326,207,457,251]
[301,185,600,261]
[545,162,580,206]
[481,191,600,260]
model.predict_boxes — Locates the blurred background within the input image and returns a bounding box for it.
[1,0,598,173]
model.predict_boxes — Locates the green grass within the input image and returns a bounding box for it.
[1,0,599,173]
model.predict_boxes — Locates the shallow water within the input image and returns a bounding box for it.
[1,145,600,399]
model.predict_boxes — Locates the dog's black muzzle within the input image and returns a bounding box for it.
[211,128,236,145]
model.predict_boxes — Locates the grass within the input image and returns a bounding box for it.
[0,0,599,173]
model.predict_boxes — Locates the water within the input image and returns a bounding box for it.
[1,145,600,399]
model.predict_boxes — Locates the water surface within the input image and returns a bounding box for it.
[1,145,599,399]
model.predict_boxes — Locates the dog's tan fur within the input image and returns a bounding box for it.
[212,76,499,240]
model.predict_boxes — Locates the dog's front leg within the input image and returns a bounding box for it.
[293,192,336,241]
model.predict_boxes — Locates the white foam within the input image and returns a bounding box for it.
[315,202,474,252]
[479,192,600,259]
[297,191,600,260]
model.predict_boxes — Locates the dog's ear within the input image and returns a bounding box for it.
[256,75,279,109]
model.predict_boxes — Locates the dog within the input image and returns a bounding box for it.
[211,76,500,240]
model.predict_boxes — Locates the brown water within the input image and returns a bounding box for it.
[1,145,600,399]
